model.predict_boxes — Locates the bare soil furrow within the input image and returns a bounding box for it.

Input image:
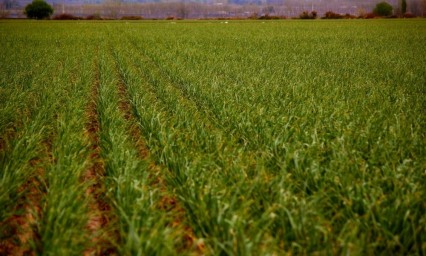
[82,57,117,256]
[0,141,51,256]
[114,59,205,254]
[122,41,233,146]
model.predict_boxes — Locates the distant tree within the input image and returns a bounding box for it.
[423,0,426,16]
[0,4,9,18]
[401,0,407,14]
[101,0,121,19]
[3,0,16,9]
[176,2,189,19]
[409,0,426,16]
[322,11,343,19]
[373,2,393,16]
[262,5,275,14]
[299,10,317,19]
[53,13,81,20]
[24,0,53,19]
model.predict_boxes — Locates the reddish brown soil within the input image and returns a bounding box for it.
[0,141,51,256]
[117,83,149,159]
[82,59,117,255]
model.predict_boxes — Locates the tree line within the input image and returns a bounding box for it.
[2,0,426,19]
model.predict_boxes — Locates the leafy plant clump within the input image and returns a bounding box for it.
[53,13,81,20]
[299,11,317,19]
[258,14,285,20]
[373,1,393,17]
[322,11,357,19]
[24,0,53,19]
[85,14,102,20]
[120,15,144,20]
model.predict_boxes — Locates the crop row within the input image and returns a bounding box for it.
[1,20,425,255]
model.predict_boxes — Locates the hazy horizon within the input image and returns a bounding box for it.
[1,0,425,18]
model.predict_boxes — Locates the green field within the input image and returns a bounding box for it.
[0,20,425,255]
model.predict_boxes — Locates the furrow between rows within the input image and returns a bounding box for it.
[0,141,51,255]
[125,37,258,150]
[82,55,118,255]
[109,38,286,254]
[125,39,223,136]
[112,49,205,255]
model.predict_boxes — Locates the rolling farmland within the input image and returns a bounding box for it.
[0,20,425,255]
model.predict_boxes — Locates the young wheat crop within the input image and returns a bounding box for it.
[0,19,425,255]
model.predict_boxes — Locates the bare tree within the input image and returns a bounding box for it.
[104,0,122,18]
[176,1,189,19]
[422,0,426,16]
[0,2,9,18]
[409,0,421,15]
